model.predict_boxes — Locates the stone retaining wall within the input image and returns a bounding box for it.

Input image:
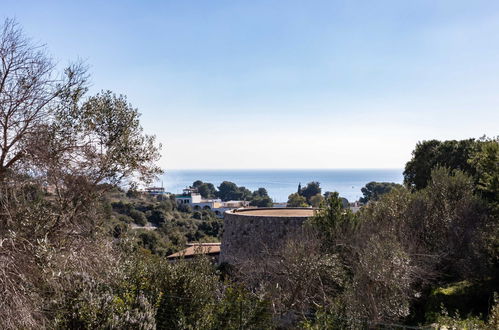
[219,208,312,264]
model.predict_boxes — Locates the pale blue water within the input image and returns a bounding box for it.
[161,169,403,203]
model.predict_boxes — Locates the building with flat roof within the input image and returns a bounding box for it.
[175,187,249,218]
[144,187,168,196]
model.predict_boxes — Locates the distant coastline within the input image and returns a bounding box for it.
[161,168,403,203]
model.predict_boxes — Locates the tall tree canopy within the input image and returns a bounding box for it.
[0,19,163,328]
[216,181,252,201]
[299,181,322,202]
[250,188,273,207]
[403,139,479,190]
[192,180,217,199]
[0,19,162,185]
[287,192,307,207]
[469,138,499,212]
[0,19,88,179]
[359,181,403,203]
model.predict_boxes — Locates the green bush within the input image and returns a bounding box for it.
[129,209,147,226]
[425,280,497,322]
[118,214,133,223]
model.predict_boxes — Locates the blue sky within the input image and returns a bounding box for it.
[3,0,499,169]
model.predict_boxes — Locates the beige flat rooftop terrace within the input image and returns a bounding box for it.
[230,208,315,217]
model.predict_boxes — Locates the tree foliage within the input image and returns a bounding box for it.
[300,168,495,326]
[309,193,324,207]
[250,187,273,207]
[469,138,499,212]
[217,181,252,201]
[299,181,322,202]
[0,19,162,328]
[403,139,479,190]
[0,19,87,179]
[287,192,308,207]
[193,180,217,199]
[359,181,403,203]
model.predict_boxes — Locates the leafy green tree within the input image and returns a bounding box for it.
[469,138,499,211]
[137,230,170,255]
[0,19,162,329]
[250,188,273,207]
[250,195,273,207]
[158,199,173,212]
[300,181,322,202]
[0,19,88,181]
[253,187,269,197]
[469,139,499,270]
[323,191,349,208]
[147,209,167,226]
[129,209,147,226]
[404,139,479,190]
[310,193,324,207]
[217,181,252,201]
[212,285,273,329]
[217,181,239,201]
[413,167,489,276]
[236,186,253,201]
[308,192,357,247]
[177,203,192,213]
[199,183,217,198]
[193,180,217,199]
[197,220,222,238]
[287,192,308,207]
[155,258,219,329]
[359,181,403,203]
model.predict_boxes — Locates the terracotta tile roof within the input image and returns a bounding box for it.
[167,243,221,259]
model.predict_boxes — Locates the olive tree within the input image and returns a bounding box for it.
[0,19,87,179]
[0,19,162,328]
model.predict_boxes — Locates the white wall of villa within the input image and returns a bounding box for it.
[175,190,249,218]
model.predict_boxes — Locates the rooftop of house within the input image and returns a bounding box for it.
[166,242,221,259]
[145,187,165,191]
[230,207,315,217]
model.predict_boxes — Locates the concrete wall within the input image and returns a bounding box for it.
[219,208,310,265]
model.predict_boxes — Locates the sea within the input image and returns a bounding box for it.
[161,169,403,203]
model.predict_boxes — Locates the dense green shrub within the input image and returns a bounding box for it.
[118,214,133,223]
[425,280,498,322]
[147,209,167,226]
[129,209,147,226]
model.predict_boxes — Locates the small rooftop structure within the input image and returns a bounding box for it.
[182,187,199,195]
[144,187,167,195]
[167,242,221,260]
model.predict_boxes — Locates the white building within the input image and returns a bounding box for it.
[349,201,364,213]
[175,188,249,218]
[144,187,168,196]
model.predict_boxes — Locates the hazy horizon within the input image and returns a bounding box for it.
[3,0,499,169]
[161,168,404,202]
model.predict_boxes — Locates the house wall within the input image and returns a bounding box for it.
[190,194,202,203]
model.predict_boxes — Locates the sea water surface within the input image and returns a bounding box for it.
[161,169,403,203]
